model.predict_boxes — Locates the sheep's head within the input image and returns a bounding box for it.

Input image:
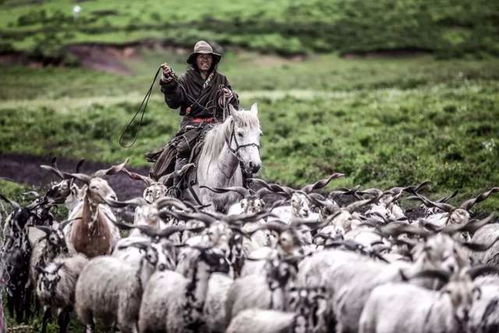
[288,286,328,330]
[240,197,265,214]
[291,193,312,218]
[87,178,117,204]
[36,262,64,296]
[444,271,475,325]
[265,257,298,289]
[447,209,470,226]
[414,234,468,274]
[143,183,168,204]
[198,247,231,274]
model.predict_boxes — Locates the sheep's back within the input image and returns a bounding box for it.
[226,309,295,333]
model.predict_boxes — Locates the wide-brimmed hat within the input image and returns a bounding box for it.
[186,40,221,65]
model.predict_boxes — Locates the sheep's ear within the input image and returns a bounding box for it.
[250,103,258,114]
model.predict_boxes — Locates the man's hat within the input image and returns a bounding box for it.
[186,40,221,65]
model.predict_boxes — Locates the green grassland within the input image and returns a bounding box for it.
[1,51,498,211]
[0,0,498,60]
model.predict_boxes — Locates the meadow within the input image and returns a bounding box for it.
[1,50,498,211]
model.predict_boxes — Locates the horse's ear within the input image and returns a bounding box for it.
[229,104,238,115]
[250,103,258,115]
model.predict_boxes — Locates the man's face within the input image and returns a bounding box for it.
[196,54,213,72]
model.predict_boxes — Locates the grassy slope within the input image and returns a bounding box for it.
[1,52,498,210]
[0,0,498,57]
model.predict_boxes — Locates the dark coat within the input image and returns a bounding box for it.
[159,67,239,125]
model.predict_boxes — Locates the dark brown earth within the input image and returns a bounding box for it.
[0,153,149,200]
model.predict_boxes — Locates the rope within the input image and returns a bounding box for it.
[119,66,162,148]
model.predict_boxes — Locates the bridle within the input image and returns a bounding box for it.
[225,119,261,159]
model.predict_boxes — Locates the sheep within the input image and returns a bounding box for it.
[137,246,230,333]
[35,254,88,333]
[199,185,268,216]
[470,222,499,266]
[359,266,499,333]
[469,275,499,333]
[0,193,55,322]
[74,236,174,333]
[226,286,330,333]
[251,174,344,224]
[59,160,128,258]
[225,256,299,326]
[297,227,480,333]
[226,309,296,333]
[410,187,498,229]
[202,272,234,333]
[28,218,74,288]
[111,222,182,269]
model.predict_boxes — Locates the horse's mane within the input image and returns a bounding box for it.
[199,110,260,164]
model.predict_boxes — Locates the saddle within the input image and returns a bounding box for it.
[146,123,212,187]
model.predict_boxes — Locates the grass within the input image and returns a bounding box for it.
[0,0,497,59]
[1,52,498,212]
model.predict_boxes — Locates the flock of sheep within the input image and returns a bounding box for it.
[1,158,498,333]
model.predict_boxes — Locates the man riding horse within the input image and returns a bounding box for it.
[147,40,239,197]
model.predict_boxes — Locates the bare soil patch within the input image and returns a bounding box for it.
[0,153,149,200]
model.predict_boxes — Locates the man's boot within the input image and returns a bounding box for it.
[167,157,188,198]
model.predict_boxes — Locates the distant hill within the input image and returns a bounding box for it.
[0,0,497,62]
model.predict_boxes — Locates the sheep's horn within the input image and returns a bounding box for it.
[166,210,216,226]
[158,163,194,185]
[444,213,494,234]
[59,217,81,230]
[40,164,65,180]
[105,197,147,208]
[468,265,499,279]
[34,225,51,235]
[411,192,455,212]
[156,197,189,211]
[75,159,85,173]
[127,241,150,251]
[62,172,91,184]
[199,185,249,198]
[223,211,276,225]
[93,159,129,178]
[407,269,451,282]
[249,221,289,235]
[301,173,344,193]
[460,234,499,252]
[121,168,153,186]
[460,187,499,211]
[438,190,458,203]
[249,178,294,196]
[0,193,20,209]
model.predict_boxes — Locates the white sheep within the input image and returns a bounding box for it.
[138,246,230,333]
[358,269,484,333]
[75,238,171,333]
[35,254,88,333]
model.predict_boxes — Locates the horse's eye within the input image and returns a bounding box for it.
[237,132,244,138]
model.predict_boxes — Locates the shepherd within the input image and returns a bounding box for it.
[147,40,239,197]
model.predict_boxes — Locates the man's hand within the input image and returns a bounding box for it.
[221,87,233,100]
[161,63,176,83]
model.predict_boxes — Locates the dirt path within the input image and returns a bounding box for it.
[0,153,148,200]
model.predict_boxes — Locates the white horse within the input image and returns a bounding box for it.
[190,103,262,212]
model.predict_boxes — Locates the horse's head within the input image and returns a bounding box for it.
[229,103,262,175]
